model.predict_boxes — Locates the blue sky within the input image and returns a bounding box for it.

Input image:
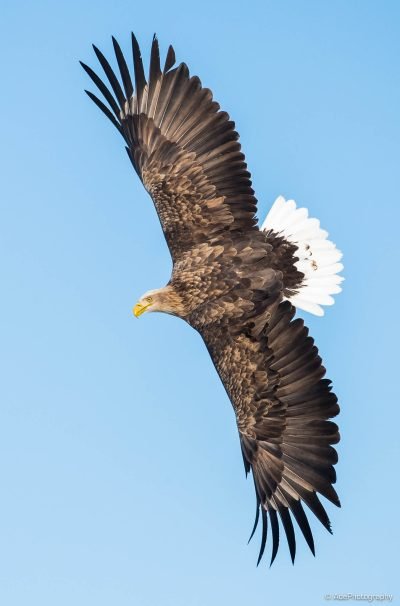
[1,1,399,604]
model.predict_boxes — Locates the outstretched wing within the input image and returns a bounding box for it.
[201,300,340,564]
[81,34,258,261]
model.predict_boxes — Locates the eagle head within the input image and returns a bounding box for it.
[133,286,185,318]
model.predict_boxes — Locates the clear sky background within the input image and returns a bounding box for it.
[1,1,399,604]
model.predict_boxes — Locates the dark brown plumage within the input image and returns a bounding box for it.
[81,33,341,565]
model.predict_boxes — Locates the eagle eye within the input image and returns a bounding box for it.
[146,296,153,303]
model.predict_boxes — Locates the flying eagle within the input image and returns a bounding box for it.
[81,34,343,565]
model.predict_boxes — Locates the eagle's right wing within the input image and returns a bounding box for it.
[81,34,258,262]
[201,300,340,564]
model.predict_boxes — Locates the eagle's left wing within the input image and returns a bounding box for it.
[201,300,340,564]
[81,34,258,262]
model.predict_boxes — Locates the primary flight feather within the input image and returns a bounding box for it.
[81,33,343,565]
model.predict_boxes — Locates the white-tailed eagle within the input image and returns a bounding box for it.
[81,34,343,565]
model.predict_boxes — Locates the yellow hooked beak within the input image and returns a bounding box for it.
[133,302,151,318]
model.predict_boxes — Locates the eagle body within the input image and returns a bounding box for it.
[171,236,279,327]
[81,34,343,565]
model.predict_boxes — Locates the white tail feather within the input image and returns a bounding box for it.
[262,196,344,316]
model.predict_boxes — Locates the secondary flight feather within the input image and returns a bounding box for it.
[81,33,343,565]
